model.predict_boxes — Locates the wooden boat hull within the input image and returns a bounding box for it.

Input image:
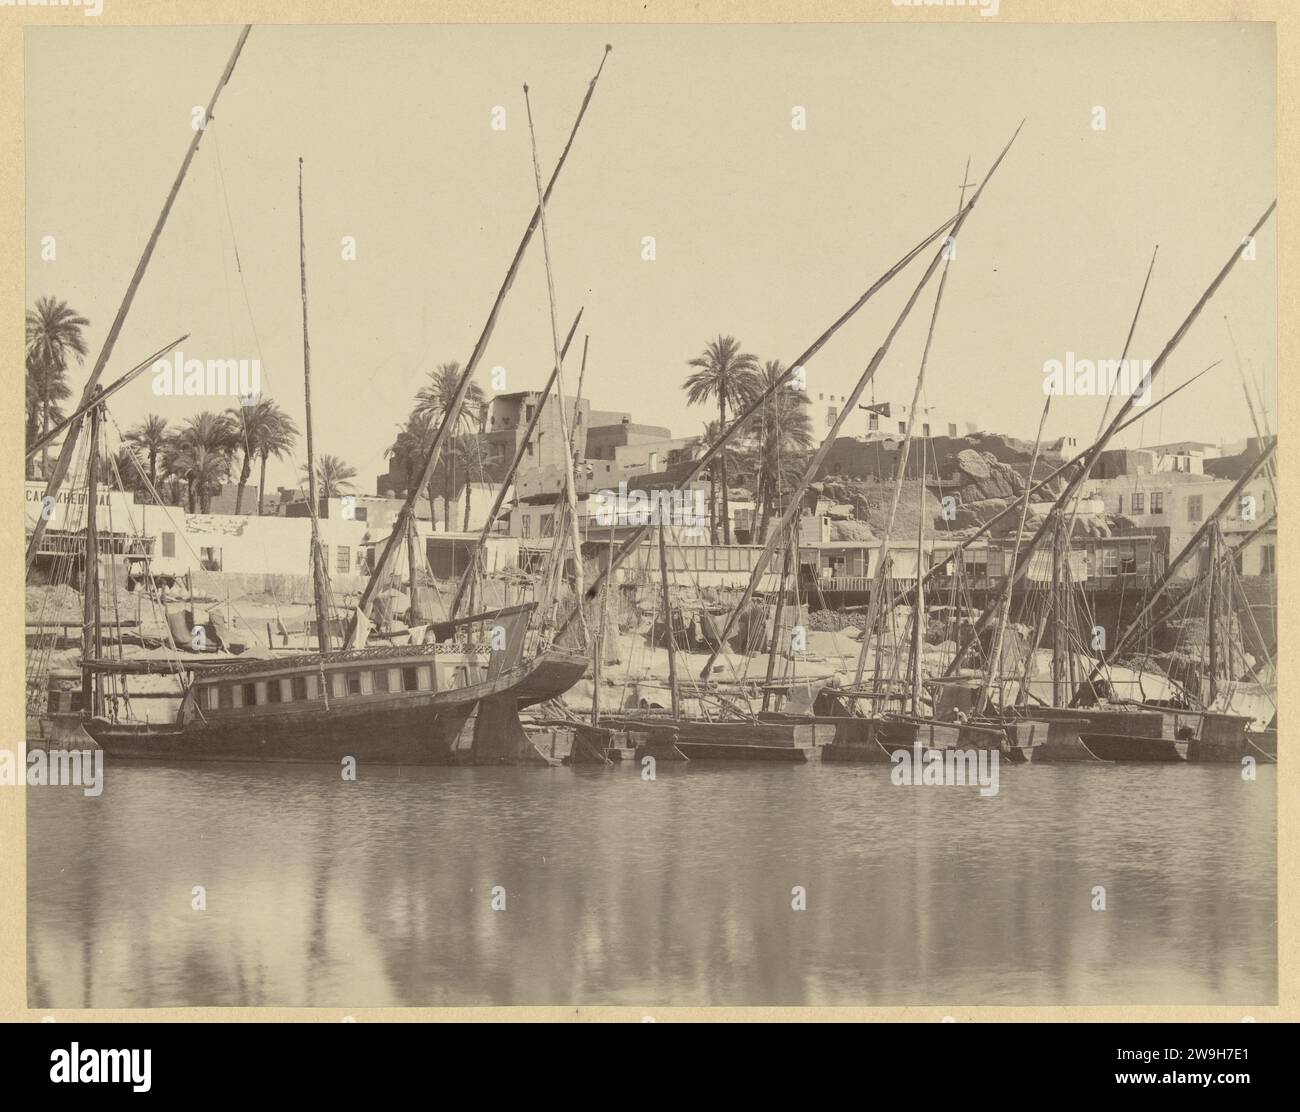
[1152,709,1253,763]
[1077,732,1188,762]
[84,649,589,766]
[820,716,1002,763]
[995,718,1051,763]
[1017,707,1167,762]
[1001,713,1096,762]
[603,716,815,761]
[818,716,899,763]
[1245,729,1277,760]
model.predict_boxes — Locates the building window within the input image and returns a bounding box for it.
[291,675,308,701]
[161,532,176,558]
[334,545,349,574]
[346,671,362,695]
[199,546,222,571]
[948,423,957,437]
[540,513,555,537]
[1261,545,1276,575]
[241,682,257,707]
[1116,495,1123,515]
[1102,548,1119,576]
[898,421,907,434]
[1188,495,1203,522]
[521,515,531,539]
[1150,492,1164,515]
[868,413,879,431]
[827,406,838,427]
[1131,492,1144,514]
[402,666,420,692]
[922,423,931,437]
[1119,547,1137,575]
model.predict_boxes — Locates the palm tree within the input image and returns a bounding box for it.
[163,441,231,513]
[25,297,89,478]
[109,447,150,496]
[302,453,358,499]
[163,411,238,513]
[25,356,44,479]
[387,413,443,526]
[448,434,500,531]
[753,360,814,543]
[124,414,169,493]
[231,403,299,517]
[228,399,298,515]
[685,335,759,544]
[414,362,487,528]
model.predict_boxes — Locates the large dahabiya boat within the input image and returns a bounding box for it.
[82,606,588,765]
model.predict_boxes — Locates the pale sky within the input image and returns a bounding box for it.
[25,22,1276,493]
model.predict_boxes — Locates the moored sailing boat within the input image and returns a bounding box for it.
[60,42,615,765]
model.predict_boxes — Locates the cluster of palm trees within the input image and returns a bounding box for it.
[27,298,360,515]
[386,362,502,532]
[118,402,362,514]
[685,335,815,545]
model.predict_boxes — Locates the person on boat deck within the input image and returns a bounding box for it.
[1076,677,1113,706]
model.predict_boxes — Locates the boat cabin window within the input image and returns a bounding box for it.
[374,669,392,693]
[218,686,234,710]
[241,682,257,707]
[267,679,284,704]
[346,671,362,695]
[402,666,420,692]
[291,675,308,701]
[331,672,346,699]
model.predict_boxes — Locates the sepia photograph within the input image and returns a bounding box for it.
[16,16,1278,1016]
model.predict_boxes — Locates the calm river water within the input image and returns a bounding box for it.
[27,758,1276,1008]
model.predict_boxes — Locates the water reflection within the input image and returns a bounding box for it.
[27,759,1276,1007]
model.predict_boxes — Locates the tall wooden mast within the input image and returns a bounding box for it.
[349,46,612,646]
[523,82,589,648]
[1206,524,1220,706]
[447,310,583,619]
[81,393,104,719]
[657,524,681,719]
[853,160,971,690]
[1051,514,1065,707]
[762,526,795,713]
[910,464,926,716]
[977,393,1051,714]
[591,512,616,726]
[298,158,334,655]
